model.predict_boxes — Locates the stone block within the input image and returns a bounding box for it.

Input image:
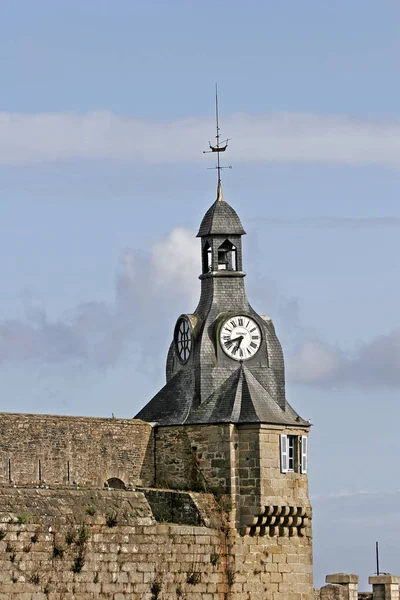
[320,583,349,600]
[369,575,400,585]
[326,573,359,585]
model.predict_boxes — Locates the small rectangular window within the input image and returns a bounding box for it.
[301,436,308,474]
[287,436,295,472]
[280,434,308,474]
[280,434,288,473]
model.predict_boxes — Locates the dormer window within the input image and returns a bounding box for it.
[217,240,237,271]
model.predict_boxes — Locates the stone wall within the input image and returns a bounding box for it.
[238,424,310,527]
[154,423,311,531]
[154,424,235,493]
[0,486,313,600]
[0,413,154,488]
[0,416,313,598]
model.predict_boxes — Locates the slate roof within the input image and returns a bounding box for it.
[197,183,246,237]
[186,365,307,426]
[134,365,309,427]
[134,368,195,426]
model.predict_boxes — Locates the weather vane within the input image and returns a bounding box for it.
[203,84,232,187]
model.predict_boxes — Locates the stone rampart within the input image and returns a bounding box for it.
[0,413,154,488]
[0,486,313,599]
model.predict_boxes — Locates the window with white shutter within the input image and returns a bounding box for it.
[287,436,295,471]
[280,434,288,473]
[301,435,308,474]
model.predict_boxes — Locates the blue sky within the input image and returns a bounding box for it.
[1,0,399,590]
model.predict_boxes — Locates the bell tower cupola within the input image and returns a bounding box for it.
[198,181,245,275]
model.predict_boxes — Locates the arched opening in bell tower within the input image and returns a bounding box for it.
[217,239,237,271]
[202,242,212,273]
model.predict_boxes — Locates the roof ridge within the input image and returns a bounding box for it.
[231,365,244,421]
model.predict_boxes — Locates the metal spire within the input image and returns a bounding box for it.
[203,84,231,200]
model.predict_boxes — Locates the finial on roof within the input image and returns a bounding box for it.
[216,179,225,202]
[203,84,232,189]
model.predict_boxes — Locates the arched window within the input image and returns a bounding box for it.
[202,242,212,273]
[217,240,237,271]
[107,477,126,490]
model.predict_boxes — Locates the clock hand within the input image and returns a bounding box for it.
[230,336,243,343]
[232,336,244,356]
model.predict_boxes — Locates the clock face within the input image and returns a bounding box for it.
[219,315,261,361]
[174,317,192,364]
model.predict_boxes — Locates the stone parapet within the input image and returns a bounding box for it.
[319,573,359,600]
[369,576,400,585]
[369,575,400,600]
[0,412,154,488]
[326,574,359,585]
[319,584,347,599]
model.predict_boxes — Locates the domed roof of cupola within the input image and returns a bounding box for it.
[197,182,246,237]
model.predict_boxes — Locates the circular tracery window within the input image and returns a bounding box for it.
[174,317,192,364]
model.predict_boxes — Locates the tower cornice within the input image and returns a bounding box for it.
[199,271,246,280]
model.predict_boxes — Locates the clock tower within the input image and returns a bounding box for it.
[135,94,313,600]
[135,103,313,598]
[136,179,307,429]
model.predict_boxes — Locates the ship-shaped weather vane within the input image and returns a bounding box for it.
[203,84,232,187]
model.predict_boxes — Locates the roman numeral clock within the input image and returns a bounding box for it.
[219,316,261,360]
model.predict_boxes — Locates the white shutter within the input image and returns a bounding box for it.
[301,436,308,474]
[280,434,288,473]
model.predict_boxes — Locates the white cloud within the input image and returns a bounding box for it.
[150,227,200,307]
[311,489,400,501]
[287,330,400,388]
[0,227,199,368]
[1,222,398,390]
[1,110,400,168]
[251,216,400,228]
[287,339,343,383]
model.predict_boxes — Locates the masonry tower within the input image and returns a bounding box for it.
[135,102,313,598]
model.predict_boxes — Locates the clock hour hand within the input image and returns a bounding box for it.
[231,335,244,346]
